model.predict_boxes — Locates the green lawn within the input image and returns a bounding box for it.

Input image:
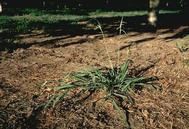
[0,8,180,33]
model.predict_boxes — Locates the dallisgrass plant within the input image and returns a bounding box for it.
[41,18,158,127]
[45,60,157,108]
[42,60,157,126]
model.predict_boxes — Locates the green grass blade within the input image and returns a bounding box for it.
[54,84,77,90]
[118,60,130,83]
[113,92,127,99]
[111,98,129,127]
[44,95,57,109]
[52,90,69,107]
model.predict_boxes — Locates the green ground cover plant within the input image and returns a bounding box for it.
[0,8,180,33]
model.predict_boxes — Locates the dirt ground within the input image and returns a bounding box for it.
[0,26,189,129]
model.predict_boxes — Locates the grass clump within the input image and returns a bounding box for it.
[42,60,157,127]
[44,60,156,107]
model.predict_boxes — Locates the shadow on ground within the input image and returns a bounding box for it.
[1,12,189,52]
